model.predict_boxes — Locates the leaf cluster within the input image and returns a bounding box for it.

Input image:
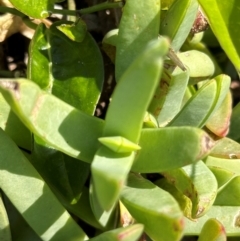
[0,0,240,241]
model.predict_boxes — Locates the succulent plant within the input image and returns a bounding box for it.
[0,0,240,240]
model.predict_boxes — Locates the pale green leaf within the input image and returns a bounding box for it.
[160,0,198,51]
[115,0,161,80]
[184,206,240,236]
[132,127,214,173]
[198,0,240,71]
[198,219,226,241]
[0,129,87,241]
[0,78,104,163]
[162,161,218,218]
[121,173,184,241]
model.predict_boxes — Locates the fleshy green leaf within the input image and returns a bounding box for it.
[132,127,214,173]
[3,194,42,241]
[119,201,134,227]
[9,0,53,19]
[104,38,168,142]
[91,147,135,211]
[210,137,240,159]
[198,0,240,71]
[169,79,217,126]
[198,219,226,241]
[214,176,240,206]
[205,155,240,175]
[90,39,168,212]
[121,173,184,241]
[89,224,144,241]
[182,40,223,76]
[27,24,51,92]
[0,78,104,163]
[143,112,159,128]
[0,128,87,241]
[181,85,196,107]
[184,206,240,236]
[0,193,11,241]
[206,91,232,137]
[169,75,230,127]
[156,178,193,220]
[160,0,198,51]
[208,166,235,188]
[200,74,230,114]
[148,67,189,126]
[176,50,215,84]
[205,155,240,206]
[228,102,240,142]
[115,0,161,81]
[0,92,31,150]
[89,180,117,227]
[162,161,218,218]
[28,22,104,115]
[31,136,90,205]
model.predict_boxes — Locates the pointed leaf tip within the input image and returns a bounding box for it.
[98,136,141,153]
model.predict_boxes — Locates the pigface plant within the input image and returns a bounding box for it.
[0,0,240,240]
